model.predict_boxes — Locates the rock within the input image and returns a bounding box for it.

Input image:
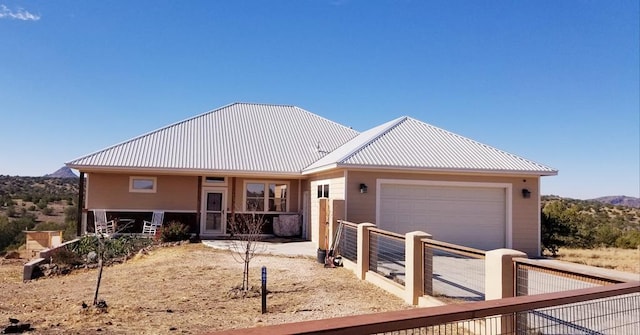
[87,251,97,263]
[3,323,33,333]
[273,215,301,237]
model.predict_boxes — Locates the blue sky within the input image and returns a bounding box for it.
[0,1,638,200]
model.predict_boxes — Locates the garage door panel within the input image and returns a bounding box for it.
[379,183,506,251]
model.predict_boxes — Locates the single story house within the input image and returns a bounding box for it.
[66,102,557,256]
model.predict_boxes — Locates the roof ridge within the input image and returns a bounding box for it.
[338,116,409,163]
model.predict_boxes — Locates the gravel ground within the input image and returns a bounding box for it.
[0,243,411,334]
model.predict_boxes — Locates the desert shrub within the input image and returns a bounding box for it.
[70,235,153,264]
[28,205,36,211]
[615,230,640,249]
[51,247,83,266]
[41,206,54,215]
[161,221,190,242]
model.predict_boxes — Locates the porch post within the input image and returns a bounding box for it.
[196,176,202,238]
[76,171,85,237]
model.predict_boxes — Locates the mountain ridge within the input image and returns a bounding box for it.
[43,166,78,179]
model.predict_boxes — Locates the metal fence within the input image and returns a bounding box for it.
[515,258,623,296]
[369,228,406,286]
[424,239,486,302]
[338,221,358,262]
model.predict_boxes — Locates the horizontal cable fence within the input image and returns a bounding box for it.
[515,258,624,296]
[516,291,640,335]
[424,239,486,303]
[369,228,406,286]
[337,221,358,262]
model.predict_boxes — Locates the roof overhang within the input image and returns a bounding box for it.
[303,163,558,177]
[65,164,308,179]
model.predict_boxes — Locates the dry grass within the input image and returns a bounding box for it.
[555,247,640,274]
[0,243,411,334]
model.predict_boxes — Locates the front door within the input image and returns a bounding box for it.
[201,188,226,235]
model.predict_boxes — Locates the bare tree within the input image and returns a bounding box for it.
[228,212,266,293]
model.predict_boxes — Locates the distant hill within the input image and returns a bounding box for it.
[44,167,78,179]
[590,196,640,208]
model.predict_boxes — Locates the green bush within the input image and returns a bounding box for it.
[160,221,190,242]
[70,235,153,264]
[51,247,83,266]
[615,230,640,249]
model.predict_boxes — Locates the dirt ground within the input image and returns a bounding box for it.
[0,243,411,334]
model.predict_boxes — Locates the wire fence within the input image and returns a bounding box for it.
[515,259,623,296]
[369,228,406,286]
[424,240,486,303]
[338,221,358,262]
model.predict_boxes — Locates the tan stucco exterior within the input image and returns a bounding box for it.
[87,173,198,211]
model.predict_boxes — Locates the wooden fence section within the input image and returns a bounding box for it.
[210,282,640,335]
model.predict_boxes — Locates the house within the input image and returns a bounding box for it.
[66,103,557,256]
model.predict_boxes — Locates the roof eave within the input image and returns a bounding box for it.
[65,164,307,179]
[306,163,558,177]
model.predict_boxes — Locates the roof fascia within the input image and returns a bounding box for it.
[307,163,558,177]
[66,165,307,179]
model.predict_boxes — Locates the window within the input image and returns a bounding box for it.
[204,176,226,184]
[245,181,288,212]
[317,184,329,198]
[129,176,157,193]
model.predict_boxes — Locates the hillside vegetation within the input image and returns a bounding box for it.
[0,175,79,254]
[541,195,640,255]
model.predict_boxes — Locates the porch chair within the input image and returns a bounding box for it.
[142,211,164,236]
[93,209,115,235]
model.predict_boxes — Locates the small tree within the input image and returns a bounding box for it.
[228,213,266,293]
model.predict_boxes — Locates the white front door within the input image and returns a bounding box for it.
[202,188,226,235]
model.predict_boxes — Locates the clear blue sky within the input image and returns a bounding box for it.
[1,1,638,200]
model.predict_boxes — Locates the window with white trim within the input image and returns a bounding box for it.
[317,184,329,198]
[129,176,157,193]
[245,181,288,212]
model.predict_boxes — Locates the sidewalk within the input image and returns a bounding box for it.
[202,238,318,258]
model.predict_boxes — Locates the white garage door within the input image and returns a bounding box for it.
[379,183,507,251]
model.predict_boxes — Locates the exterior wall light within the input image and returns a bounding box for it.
[359,183,368,194]
[522,188,531,199]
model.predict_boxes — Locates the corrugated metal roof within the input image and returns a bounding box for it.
[66,103,360,174]
[303,116,557,175]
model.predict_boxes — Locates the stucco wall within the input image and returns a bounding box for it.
[307,171,346,245]
[345,170,541,256]
[87,173,198,211]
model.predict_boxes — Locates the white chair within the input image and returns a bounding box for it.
[93,210,115,235]
[142,211,164,236]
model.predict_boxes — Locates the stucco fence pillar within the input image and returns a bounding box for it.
[485,248,528,334]
[355,222,376,280]
[405,231,431,305]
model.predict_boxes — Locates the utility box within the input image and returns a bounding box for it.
[24,231,63,259]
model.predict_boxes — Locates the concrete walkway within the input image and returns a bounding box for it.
[202,239,318,258]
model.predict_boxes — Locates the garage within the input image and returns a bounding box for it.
[378,181,509,251]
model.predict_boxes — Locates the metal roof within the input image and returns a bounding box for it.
[303,116,557,175]
[67,104,556,176]
[66,103,359,174]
